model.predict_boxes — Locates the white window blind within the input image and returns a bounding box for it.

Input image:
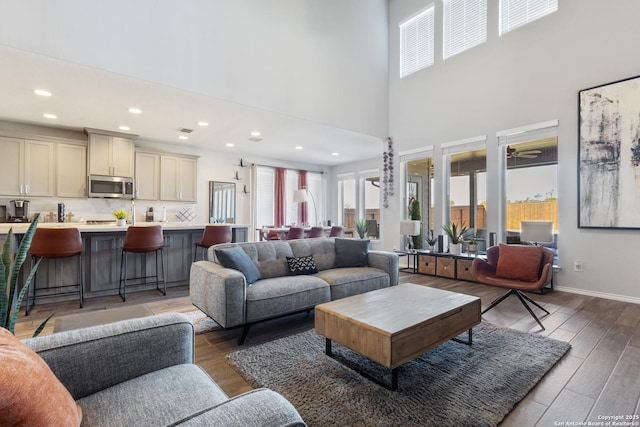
[256,166,275,228]
[499,0,557,35]
[443,0,487,60]
[400,6,435,78]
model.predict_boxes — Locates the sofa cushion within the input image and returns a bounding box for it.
[77,364,227,427]
[316,267,390,300]
[289,238,336,271]
[0,327,82,427]
[334,238,369,267]
[496,244,543,282]
[286,255,318,275]
[215,246,261,284]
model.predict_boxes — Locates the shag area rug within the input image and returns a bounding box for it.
[183,309,221,335]
[228,322,570,427]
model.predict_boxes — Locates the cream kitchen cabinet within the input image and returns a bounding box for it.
[56,143,87,198]
[134,152,160,200]
[160,155,197,202]
[0,136,54,197]
[86,129,136,177]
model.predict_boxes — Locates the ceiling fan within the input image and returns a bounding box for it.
[506,145,542,159]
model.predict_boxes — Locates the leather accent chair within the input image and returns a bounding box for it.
[307,226,325,238]
[26,228,84,315]
[328,226,344,237]
[193,225,232,262]
[471,244,554,330]
[285,227,305,240]
[119,225,166,302]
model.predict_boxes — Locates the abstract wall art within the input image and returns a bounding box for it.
[578,74,640,229]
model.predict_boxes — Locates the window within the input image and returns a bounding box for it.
[400,6,435,78]
[443,0,487,59]
[255,166,275,228]
[406,157,434,249]
[499,0,558,35]
[448,148,487,233]
[338,175,356,230]
[285,170,299,225]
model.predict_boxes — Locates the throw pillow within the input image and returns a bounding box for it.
[495,244,543,282]
[334,238,369,268]
[215,246,262,285]
[0,327,83,426]
[286,255,319,275]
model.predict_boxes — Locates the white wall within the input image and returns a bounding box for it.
[0,0,389,138]
[387,0,640,301]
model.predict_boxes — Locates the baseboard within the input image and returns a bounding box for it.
[555,285,640,305]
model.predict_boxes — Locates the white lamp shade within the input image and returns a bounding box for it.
[293,189,308,203]
[400,220,421,236]
[520,221,553,243]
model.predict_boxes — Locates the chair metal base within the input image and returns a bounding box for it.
[119,248,166,302]
[482,289,550,330]
[25,254,84,316]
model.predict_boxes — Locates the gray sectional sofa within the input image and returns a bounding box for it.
[190,238,399,344]
[23,313,306,426]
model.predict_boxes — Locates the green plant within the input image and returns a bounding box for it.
[408,197,422,249]
[113,209,128,220]
[424,230,438,247]
[1,214,50,336]
[442,222,468,244]
[355,219,368,239]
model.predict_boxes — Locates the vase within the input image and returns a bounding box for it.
[449,243,462,255]
[116,219,126,226]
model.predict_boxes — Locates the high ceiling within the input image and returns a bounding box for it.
[0,46,383,166]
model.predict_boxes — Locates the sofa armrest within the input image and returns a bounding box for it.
[368,251,399,286]
[23,313,193,400]
[190,260,247,328]
[173,388,306,427]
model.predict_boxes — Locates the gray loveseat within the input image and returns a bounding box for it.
[23,313,306,427]
[190,238,399,344]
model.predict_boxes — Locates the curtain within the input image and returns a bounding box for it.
[274,167,286,227]
[298,170,308,225]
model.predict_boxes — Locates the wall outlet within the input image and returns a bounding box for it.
[574,260,583,272]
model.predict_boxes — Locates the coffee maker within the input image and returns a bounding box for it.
[9,200,30,222]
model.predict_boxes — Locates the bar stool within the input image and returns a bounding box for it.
[26,228,84,316]
[119,225,166,302]
[193,225,232,262]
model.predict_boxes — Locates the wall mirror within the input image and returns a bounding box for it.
[209,181,236,223]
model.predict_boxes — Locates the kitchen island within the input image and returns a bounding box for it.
[1,222,249,302]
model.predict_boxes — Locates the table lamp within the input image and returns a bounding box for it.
[400,220,421,251]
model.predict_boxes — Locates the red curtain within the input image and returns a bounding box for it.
[274,168,286,227]
[298,170,308,225]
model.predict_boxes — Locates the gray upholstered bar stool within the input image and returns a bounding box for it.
[193,225,232,262]
[119,225,166,302]
[26,227,84,315]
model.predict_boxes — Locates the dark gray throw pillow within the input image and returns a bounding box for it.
[334,238,369,268]
[214,246,261,285]
[287,255,319,275]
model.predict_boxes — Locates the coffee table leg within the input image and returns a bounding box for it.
[325,338,332,356]
[391,368,398,390]
[452,328,473,346]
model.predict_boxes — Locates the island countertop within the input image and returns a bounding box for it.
[0,222,250,235]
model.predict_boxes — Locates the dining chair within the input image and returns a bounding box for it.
[286,227,305,240]
[307,226,325,238]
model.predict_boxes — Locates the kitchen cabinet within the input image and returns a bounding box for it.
[0,136,54,197]
[135,152,160,200]
[87,234,123,293]
[57,143,87,198]
[164,231,192,283]
[87,129,136,177]
[160,155,197,202]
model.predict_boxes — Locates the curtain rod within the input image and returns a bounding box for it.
[250,162,327,174]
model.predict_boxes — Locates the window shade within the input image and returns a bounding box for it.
[400,6,435,78]
[443,0,487,60]
[499,0,558,35]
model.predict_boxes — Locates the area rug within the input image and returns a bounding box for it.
[182,309,221,335]
[227,323,570,427]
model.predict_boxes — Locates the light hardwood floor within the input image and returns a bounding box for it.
[14,273,640,426]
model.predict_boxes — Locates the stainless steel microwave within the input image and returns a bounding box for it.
[88,175,134,199]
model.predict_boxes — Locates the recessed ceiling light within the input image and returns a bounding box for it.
[295,146,303,150]
[119,125,130,131]
[198,121,209,127]
[332,152,340,156]
[178,135,188,140]
[43,113,57,119]
[34,89,52,97]
[226,143,234,147]
[250,131,261,137]
[128,107,142,114]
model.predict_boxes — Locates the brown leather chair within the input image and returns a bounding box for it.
[306,226,325,238]
[26,228,84,315]
[193,225,232,262]
[285,227,305,240]
[328,226,344,237]
[119,225,166,302]
[471,244,554,330]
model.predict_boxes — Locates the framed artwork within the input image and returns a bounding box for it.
[578,74,640,229]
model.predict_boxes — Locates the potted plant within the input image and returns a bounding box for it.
[113,209,128,226]
[355,219,368,239]
[442,222,468,255]
[408,197,422,249]
[467,238,478,256]
[1,213,51,336]
[424,230,438,253]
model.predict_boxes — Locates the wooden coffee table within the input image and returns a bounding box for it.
[314,283,481,390]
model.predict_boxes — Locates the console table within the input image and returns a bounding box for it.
[413,251,485,281]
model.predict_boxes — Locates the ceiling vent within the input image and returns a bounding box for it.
[248,136,263,142]
[180,128,193,133]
